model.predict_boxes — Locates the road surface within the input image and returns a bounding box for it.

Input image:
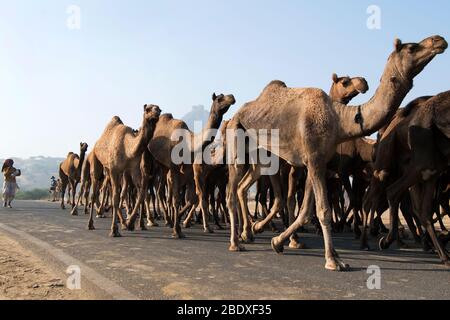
[0,200,449,300]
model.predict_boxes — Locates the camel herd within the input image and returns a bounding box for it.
[58,35,450,271]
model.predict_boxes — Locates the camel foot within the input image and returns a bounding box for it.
[228,243,246,252]
[70,208,78,216]
[396,239,410,249]
[139,225,147,231]
[204,226,214,234]
[325,258,350,272]
[146,221,159,227]
[378,236,390,250]
[87,221,95,231]
[215,224,225,230]
[240,230,254,243]
[359,242,371,251]
[289,239,306,249]
[126,220,136,231]
[96,214,106,219]
[109,229,121,237]
[271,237,284,254]
[165,221,174,228]
[172,232,186,239]
[251,222,264,235]
[182,220,192,229]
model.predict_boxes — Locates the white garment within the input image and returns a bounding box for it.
[3,181,18,201]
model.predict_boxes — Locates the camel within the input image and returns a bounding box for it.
[183,119,232,230]
[234,73,370,248]
[86,104,161,236]
[367,91,450,266]
[148,93,235,237]
[226,35,447,271]
[59,142,88,212]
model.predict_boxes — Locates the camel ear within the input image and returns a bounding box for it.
[332,73,338,83]
[143,104,147,111]
[80,142,83,147]
[394,38,402,52]
[212,93,217,101]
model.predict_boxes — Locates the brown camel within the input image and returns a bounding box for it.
[236,73,370,247]
[226,35,447,271]
[148,93,235,237]
[86,104,161,236]
[59,142,88,212]
[366,91,450,266]
[183,119,232,230]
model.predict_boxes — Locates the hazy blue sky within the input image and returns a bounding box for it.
[1,0,449,158]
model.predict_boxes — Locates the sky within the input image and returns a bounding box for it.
[0,0,449,158]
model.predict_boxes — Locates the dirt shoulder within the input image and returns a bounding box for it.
[0,232,92,300]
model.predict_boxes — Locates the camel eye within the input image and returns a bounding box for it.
[408,45,418,53]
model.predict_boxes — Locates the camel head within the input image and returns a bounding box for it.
[389,35,447,85]
[330,74,369,104]
[143,104,161,124]
[79,142,88,153]
[211,93,236,116]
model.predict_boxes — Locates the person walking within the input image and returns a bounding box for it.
[2,159,21,208]
[49,176,58,202]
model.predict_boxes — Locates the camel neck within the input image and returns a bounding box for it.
[193,111,223,153]
[77,149,86,173]
[336,57,412,142]
[128,118,156,159]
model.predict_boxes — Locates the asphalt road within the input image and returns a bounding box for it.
[0,200,449,300]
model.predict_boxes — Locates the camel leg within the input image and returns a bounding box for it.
[109,172,122,237]
[238,165,261,242]
[252,172,283,235]
[157,178,171,227]
[273,162,349,271]
[59,170,68,210]
[272,176,314,251]
[97,179,109,218]
[287,167,301,245]
[194,174,214,234]
[145,192,158,227]
[309,163,349,271]
[71,180,84,216]
[126,170,148,231]
[360,181,383,250]
[87,166,100,230]
[83,179,91,215]
[168,170,185,239]
[227,164,246,251]
[69,180,77,209]
[380,169,420,250]
[400,196,422,243]
[411,183,450,266]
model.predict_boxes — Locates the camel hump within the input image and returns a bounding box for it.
[265,80,287,90]
[111,116,123,124]
[161,113,174,120]
[400,95,433,117]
